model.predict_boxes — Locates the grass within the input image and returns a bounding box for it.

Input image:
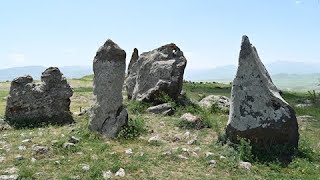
[0,78,319,179]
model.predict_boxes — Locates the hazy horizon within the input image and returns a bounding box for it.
[1,1,320,70]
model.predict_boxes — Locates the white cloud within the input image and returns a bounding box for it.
[295,0,302,4]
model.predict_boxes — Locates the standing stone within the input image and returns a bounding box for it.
[126,48,139,100]
[226,36,299,150]
[126,43,187,103]
[89,39,128,138]
[5,67,73,128]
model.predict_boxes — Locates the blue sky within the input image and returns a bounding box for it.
[1,0,319,70]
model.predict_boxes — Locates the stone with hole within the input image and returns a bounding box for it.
[126,43,187,103]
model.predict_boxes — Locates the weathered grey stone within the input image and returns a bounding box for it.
[226,36,299,149]
[148,135,161,143]
[239,161,252,170]
[89,39,128,138]
[146,103,173,115]
[199,95,230,112]
[32,145,49,155]
[126,43,187,102]
[180,113,200,123]
[68,136,80,144]
[115,168,125,177]
[5,67,73,128]
[102,170,113,179]
[180,113,205,129]
[295,103,312,108]
[0,175,19,180]
[63,142,75,149]
[126,48,139,100]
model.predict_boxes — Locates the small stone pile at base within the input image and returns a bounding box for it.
[89,39,128,138]
[226,36,299,154]
[5,67,73,128]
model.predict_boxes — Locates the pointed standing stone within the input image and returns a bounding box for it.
[126,48,139,100]
[89,39,128,138]
[226,36,299,150]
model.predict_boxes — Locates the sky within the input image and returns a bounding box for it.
[1,0,320,70]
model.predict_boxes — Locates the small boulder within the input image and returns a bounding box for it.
[148,135,162,144]
[82,164,90,172]
[32,145,49,155]
[68,136,80,144]
[15,155,24,160]
[115,168,125,177]
[208,160,217,167]
[63,142,75,149]
[0,175,19,180]
[199,95,230,112]
[102,170,113,179]
[177,154,189,160]
[180,113,205,129]
[125,149,133,155]
[239,161,252,170]
[146,103,173,115]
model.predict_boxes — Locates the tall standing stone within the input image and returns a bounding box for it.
[226,36,299,150]
[5,67,73,128]
[126,43,187,103]
[89,39,128,138]
[126,48,139,100]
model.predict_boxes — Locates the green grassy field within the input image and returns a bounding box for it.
[0,76,319,179]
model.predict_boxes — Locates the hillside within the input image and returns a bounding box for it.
[0,76,319,179]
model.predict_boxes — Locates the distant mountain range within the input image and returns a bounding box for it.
[184,61,320,91]
[1,61,320,91]
[185,61,320,81]
[0,66,92,81]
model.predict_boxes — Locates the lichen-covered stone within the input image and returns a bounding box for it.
[126,43,187,103]
[5,67,73,128]
[226,36,299,149]
[89,39,128,138]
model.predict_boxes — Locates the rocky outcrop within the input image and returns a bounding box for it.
[89,39,128,138]
[226,36,299,150]
[199,95,230,112]
[5,67,73,128]
[126,43,187,103]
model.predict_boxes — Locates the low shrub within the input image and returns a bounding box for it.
[117,116,146,139]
